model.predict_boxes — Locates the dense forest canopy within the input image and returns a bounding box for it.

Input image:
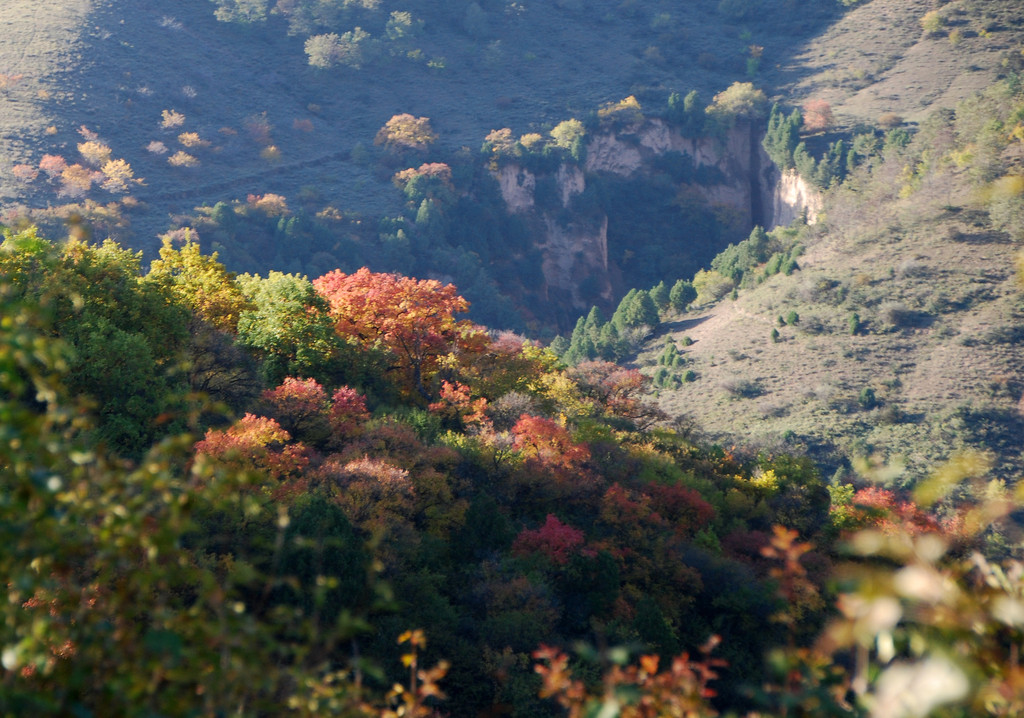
[2,221,1024,716]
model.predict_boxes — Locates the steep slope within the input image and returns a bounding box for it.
[0,0,845,242]
[643,76,1024,484]
[773,0,1023,126]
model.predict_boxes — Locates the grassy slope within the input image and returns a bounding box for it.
[644,0,1024,484]
[0,0,845,248]
[649,199,1024,483]
[773,0,1022,125]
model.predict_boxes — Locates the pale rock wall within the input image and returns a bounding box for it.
[585,120,761,229]
[538,215,611,307]
[494,118,818,316]
[496,164,536,213]
[584,134,645,175]
[556,164,585,207]
[770,168,822,227]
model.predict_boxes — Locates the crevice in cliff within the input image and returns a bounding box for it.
[749,120,768,230]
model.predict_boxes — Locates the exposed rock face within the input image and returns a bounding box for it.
[496,165,536,213]
[556,164,585,207]
[584,119,773,231]
[770,168,822,227]
[496,160,610,310]
[537,215,610,308]
[585,134,644,175]
[494,118,819,321]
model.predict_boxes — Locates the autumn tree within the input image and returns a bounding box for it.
[313,267,486,399]
[260,376,331,443]
[511,414,592,485]
[147,230,251,334]
[77,141,112,167]
[392,162,454,204]
[304,28,373,69]
[195,413,310,490]
[512,514,587,565]
[550,118,586,160]
[100,159,137,193]
[801,98,834,134]
[374,114,437,152]
[566,360,665,429]
[706,81,768,125]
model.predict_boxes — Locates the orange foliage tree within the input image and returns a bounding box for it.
[194,413,310,494]
[801,98,834,133]
[511,414,593,488]
[313,267,486,399]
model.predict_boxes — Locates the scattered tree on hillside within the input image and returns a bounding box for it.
[706,81,768,124]
[550,118,586,161]
[666,89,706,137]
[160,109,186,129]
[669,279,697,313]
[304,28,373,69]
[385,10,422,41]
[801,98,834,133]
[58,164,95,198]
[211,0,269,24]
[38,154,67,179]
[763,103,802,169]
[77,141,112,167]
[100,159,137,193]
[375,114,437,152]
[392,162,454,204]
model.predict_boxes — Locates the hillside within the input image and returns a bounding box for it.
[640,70,1024,485]
[6,2,1024,715]
[0,0,842,229]
[2,1,1022,331]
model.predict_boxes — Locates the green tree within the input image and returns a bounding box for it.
[650,280,670,311]
[612,289,659,331]
[550,119,586,162]
[0,230,191,457]
[212,0,269,24]
[669,279,697,312]
[235,271,348,386]
[763,104,802,170]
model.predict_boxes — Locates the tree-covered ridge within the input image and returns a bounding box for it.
[4,225,1024,716]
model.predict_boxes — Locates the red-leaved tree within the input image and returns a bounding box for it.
[512,414,591,477]
[194,413,310,496]
[313,267,487,399]
[849,487,939,536]
[567,360,666,429]
[261,377,329,439]
[513,514,587,565]
[801,99,833,134]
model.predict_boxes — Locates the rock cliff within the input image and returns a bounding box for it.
[494,118,819,320]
